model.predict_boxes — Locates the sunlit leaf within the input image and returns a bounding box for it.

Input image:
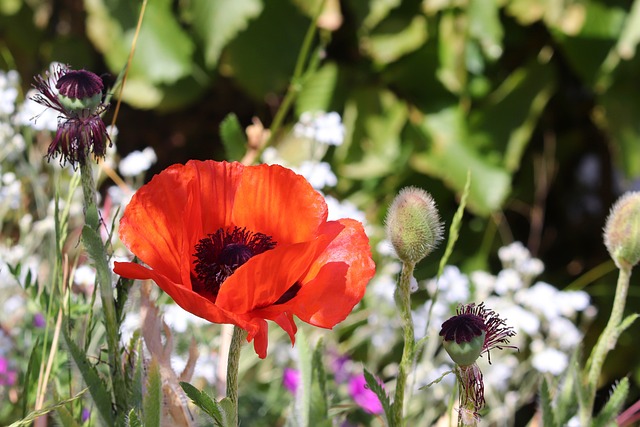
[189,0,263,69]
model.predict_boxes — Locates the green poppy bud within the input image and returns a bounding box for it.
[385,187,443,264]
[604,191,640,270]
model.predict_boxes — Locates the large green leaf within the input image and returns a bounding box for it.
[223,0,309,100]
[336,88,407,179]
[410,106,511,216]
[295,62,341,116]
[84,0,202,109]
[362,15,428,65]
[189,0,263,69]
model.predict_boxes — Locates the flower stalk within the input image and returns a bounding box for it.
[79,160,126,416]
[581,265,632,423]
[390,261,416,426]
[227,326,248,426]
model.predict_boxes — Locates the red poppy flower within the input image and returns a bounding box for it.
[114,160,375,358]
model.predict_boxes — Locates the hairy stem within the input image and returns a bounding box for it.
[581,266,631,423]
[227,326,248,426]
[391,262,416,426]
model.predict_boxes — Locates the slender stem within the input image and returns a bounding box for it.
[391,262,416,427]
[79,160,126,419]
[581,266,632,423]
[227,326,248,426]
[261,0,325,156]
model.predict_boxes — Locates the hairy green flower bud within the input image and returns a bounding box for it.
[604,191,640,270]
[385,187,443,264]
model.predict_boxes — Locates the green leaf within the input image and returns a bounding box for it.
[189,0,264,69]
[180,381,226,426]
[8,388,88,427]
[61,328,114,426]
[143,359,162,427]
[295,62,341,116]
[363,368,391,421]
[289,330,330,427]
[437,171,470,278]
[410,107,510,215]
[219,113,247,161]
[22,336,41,418]
[294,329,312,427]
[337,89,407,179]
[224,0,309,100]
[616,313,639,335]
[84,0,203,109]
[54,398,81,427]
[615,0,640,61]
[539,376,557,427]
[468,0,503,60]
[593,377,629,427]
[311,338,328,412]
[363,15,428,65]
[556,349,581,425]
[127,409,143,427]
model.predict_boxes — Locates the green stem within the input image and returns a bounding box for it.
[263,0,325,152]
[580,266,632,424]
[391,262,416,427]
[227,326,248,427]
[79,161,126,420]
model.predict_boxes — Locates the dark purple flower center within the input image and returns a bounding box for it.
[193,226,277,296]
[439,313,486,344]
[56,70,104,99]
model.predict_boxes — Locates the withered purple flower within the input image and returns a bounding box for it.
[439,303,517,425]
[31,64,111,166]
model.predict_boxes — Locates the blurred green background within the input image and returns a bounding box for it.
[2,0,640,417]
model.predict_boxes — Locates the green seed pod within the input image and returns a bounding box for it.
[385,187,443,264]
[604,191,640,270]
[443,331,486,366]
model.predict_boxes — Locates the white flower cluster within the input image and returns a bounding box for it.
[293,111,345,146]
[262,111,347,191]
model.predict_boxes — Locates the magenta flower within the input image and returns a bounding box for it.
[0,356,17,386]
[33,313,46,328]
[283,367,300,394]
[348,374,383,415]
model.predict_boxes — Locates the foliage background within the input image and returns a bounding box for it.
[2,0,640,424]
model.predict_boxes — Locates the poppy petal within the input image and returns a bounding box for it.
[215,229,339,314]
[231,164,328,244]
[114,261,237,326]
[291,219,374,327]
[249,318,269,359]
[118,164,193,284]
[186,160,244,234]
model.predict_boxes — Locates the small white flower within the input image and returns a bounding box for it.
[497,304,540,336]
[0,70,19,116]
[324,194,366,224]
[426,265,469,303]
[532,347,568,375]
[163,303,208,333]
[548,317,583,349]
[293,111,345,146]
[296,161,337,189]
[516,281,562,320]
[74,265,96,288]
[14,89,59,132]
[119,147,157,177]
[494,268,523,295]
